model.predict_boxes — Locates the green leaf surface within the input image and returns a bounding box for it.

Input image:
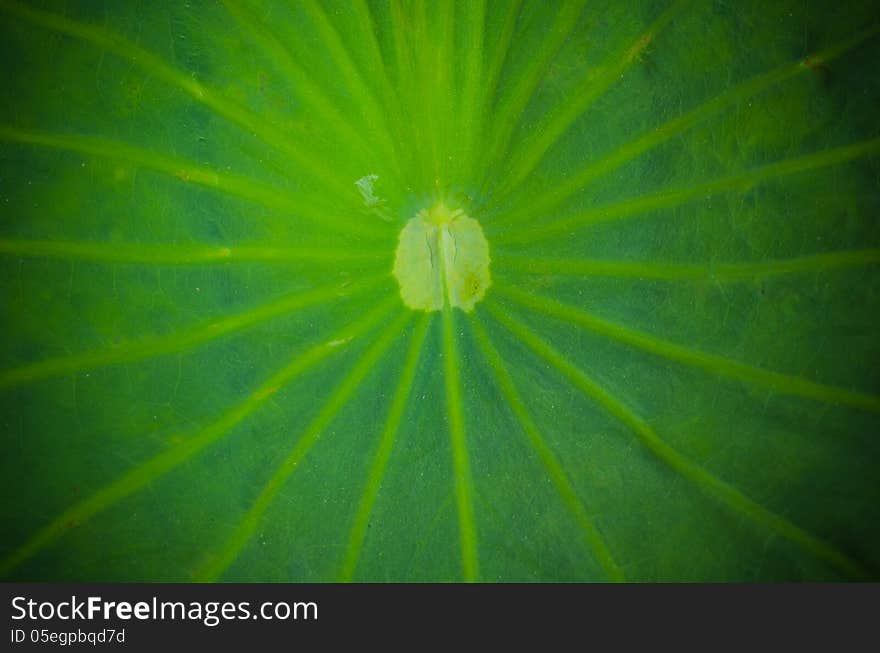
[1,0,878,582]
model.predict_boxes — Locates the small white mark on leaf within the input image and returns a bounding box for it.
[355,174,382,207]
[355,174,393,222]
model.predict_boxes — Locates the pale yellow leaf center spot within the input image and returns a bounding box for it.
[393,203,491,312]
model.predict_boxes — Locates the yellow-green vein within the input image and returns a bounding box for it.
[493,136,880,245]
[495,283,880,414]
[457,0,487,186]
[220,0,388,181]
[351,0,411,186]
[431,0,456,186]
[0,238,388,266]
[469,312,624,581]
[479,0,586,193]
[495,23,880,226]
[411,0,441,188]
[0,275,386,392]
[0,295,398,577]
[0,0,358,202]
[339,312,433,581]
[195,309,413,581]
[443,305,479,581]
[486,300,870,580]
[493,249,880,281]
[0,125,390,239]
[476,0,523,159]
[389,0,429,191]
[494,0,691,199]
[299,0,403,181]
